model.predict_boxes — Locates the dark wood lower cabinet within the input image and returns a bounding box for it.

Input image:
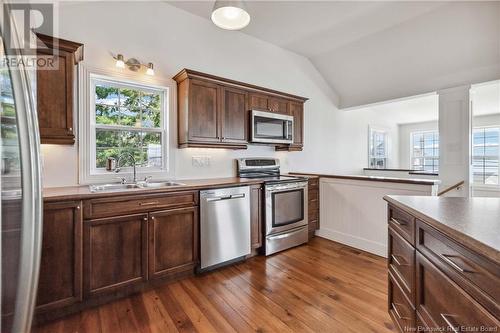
[250,185,263,249]
[148,207,198,279]
[83,214,148,297]
[416,252,499,331]
[387,203,500,333]
[37,201,82,311]
[307,177,319,239]
[36,192,200,322]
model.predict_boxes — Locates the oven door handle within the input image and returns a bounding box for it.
[267,227,305,240]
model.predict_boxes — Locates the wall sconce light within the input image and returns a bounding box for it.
[113,53,155,76]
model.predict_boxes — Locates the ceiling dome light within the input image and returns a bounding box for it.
[211,0,250,31]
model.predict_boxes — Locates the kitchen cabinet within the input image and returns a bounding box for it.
[250,185,263,249]
[187,79,220,143]
[37,201,82,311]
[36,33,83,145]
[221,87,248,144]
[307,177,319,239]
[289,101,304,149]
[148,207,198,279]
[386,203,500,333]
[83,213,148,297]
[174,68,307,150]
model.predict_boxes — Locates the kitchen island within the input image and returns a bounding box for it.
[384,195,499,333]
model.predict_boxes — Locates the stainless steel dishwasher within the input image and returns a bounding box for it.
[199,186,251,272]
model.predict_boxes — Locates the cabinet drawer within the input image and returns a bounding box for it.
[389,271,415,333]
[309,219,318,232]
[416,221,500,316]
[308,188,318,202]
[308,198,319,212]
[388,227,415,303]
[416,252,499,332]
[308,178,319,188]
[388,205,415,245]
[84,191,198,219]
[309,208,319,222]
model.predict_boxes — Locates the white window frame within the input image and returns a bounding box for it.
[410,130,439,173]
[79,66,174,184]
[472,126,500,187]
[368,126,388,169]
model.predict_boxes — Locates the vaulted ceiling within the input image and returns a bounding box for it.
[169,1,500,108]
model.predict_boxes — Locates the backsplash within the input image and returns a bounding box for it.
[41,144,289,188]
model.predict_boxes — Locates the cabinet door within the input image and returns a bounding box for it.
[269,97,289,114]
[37,49,75,144]
[37,201,82,311]
[416,252,499,331]
[84,214,148,297]
[248,93,269,111]
[188,79,221,142]
[148,207,198,279]
[221,87,248,144]
[250,185,263,249]
[289,101,303,147]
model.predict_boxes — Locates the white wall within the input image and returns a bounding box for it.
[39,1,416,187]
[40,1,341,187]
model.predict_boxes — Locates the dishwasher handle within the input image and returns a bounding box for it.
[206,193,246,202]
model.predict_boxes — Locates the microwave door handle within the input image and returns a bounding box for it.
[285,121,289,139]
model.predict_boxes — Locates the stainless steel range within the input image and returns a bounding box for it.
[237,158,309,255]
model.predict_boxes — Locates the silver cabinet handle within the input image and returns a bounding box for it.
[391,254,407,266]
[440,254,474,273]
[390,217,406,226]
[440,314,459,333]
[391,303,409,320]
[139,201,159,206]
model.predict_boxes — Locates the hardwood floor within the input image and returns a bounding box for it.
[33,237,395,333]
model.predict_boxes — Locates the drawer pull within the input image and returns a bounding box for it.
[391,254,407,266]
[139,201,160,206]
[390,217,406,226]
[391,303,409,320]
[440,314,459,333]
[440,254,474,274]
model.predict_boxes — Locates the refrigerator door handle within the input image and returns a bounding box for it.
[2,6,44,333]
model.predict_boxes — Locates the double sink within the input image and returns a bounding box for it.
[89,181,186,193]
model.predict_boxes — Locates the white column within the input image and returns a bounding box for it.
[438,85,472,197]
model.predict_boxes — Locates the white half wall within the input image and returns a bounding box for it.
[318,178,437,257]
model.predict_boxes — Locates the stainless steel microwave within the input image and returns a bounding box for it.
[250,110,294,144]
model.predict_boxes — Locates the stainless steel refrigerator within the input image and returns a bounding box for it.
[1,5,43,333]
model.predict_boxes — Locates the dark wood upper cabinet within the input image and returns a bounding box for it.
[174,69,307,150]
[221,87,248,144]
[36,33,83,145]
[269,97,289,114]
[188,79,221,143]
[248,93,269,111]
[83,214,148,297]
[289,101,304,149]
[148,207,198,279]
[37,201,83,311]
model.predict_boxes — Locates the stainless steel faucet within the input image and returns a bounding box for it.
[106,152,137,183]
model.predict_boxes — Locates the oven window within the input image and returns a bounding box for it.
[254,116,285,139]
[272,189,304,227]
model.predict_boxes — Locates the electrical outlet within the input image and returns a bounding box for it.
[192,156,211,167]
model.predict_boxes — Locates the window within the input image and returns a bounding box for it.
[82,73,169,183]
[368,127,387,169]
[472,127,499,185]
[411,131,439,173]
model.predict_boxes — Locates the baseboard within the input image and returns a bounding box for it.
[316,228,387,257]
